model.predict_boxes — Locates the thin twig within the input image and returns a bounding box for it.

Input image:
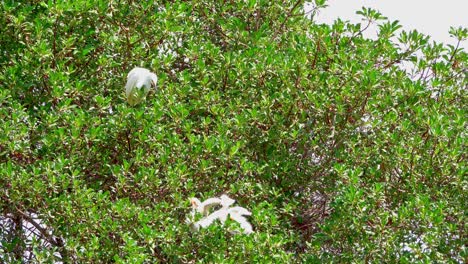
[273,0,303,39]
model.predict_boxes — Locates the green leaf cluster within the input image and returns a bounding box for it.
[1,1,466,262]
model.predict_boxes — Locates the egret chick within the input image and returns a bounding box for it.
[125,67,158,106]
[188,194,254,234]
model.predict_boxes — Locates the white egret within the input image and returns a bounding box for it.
[188,194,254,234]
[125,67,158,106]
[190,197,222,216]
[228,206,253,234]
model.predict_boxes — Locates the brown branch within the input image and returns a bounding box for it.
[15,209,70,263]
[273,0,303,39]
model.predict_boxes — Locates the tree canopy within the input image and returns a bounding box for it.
[1,0,466,262]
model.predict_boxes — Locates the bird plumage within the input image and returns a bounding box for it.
[125,67,158,106]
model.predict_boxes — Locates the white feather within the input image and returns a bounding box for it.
[188,194,254,235]
[125,67,157,106]
[229,213,253,234]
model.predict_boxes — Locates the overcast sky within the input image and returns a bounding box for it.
[308,0,468,50]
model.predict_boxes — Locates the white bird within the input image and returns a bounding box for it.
[190,197,222,216]
[125,67,158,106]
[228,207,253,234]
[219,194,235,208]
[189,194,254,234]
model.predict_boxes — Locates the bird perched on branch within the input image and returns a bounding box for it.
[125,67,158,106]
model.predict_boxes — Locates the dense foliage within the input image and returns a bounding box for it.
[1,0,466,262]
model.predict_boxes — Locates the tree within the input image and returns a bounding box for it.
[1,0,466,262]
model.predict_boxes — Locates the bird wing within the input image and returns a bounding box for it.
[220,195,235,208]
[195,209,227,228]
[125,73,139,98]
[228,206,251,216]
[229,214,253,234]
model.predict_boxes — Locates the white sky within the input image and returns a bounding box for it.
[309,0,468,50]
